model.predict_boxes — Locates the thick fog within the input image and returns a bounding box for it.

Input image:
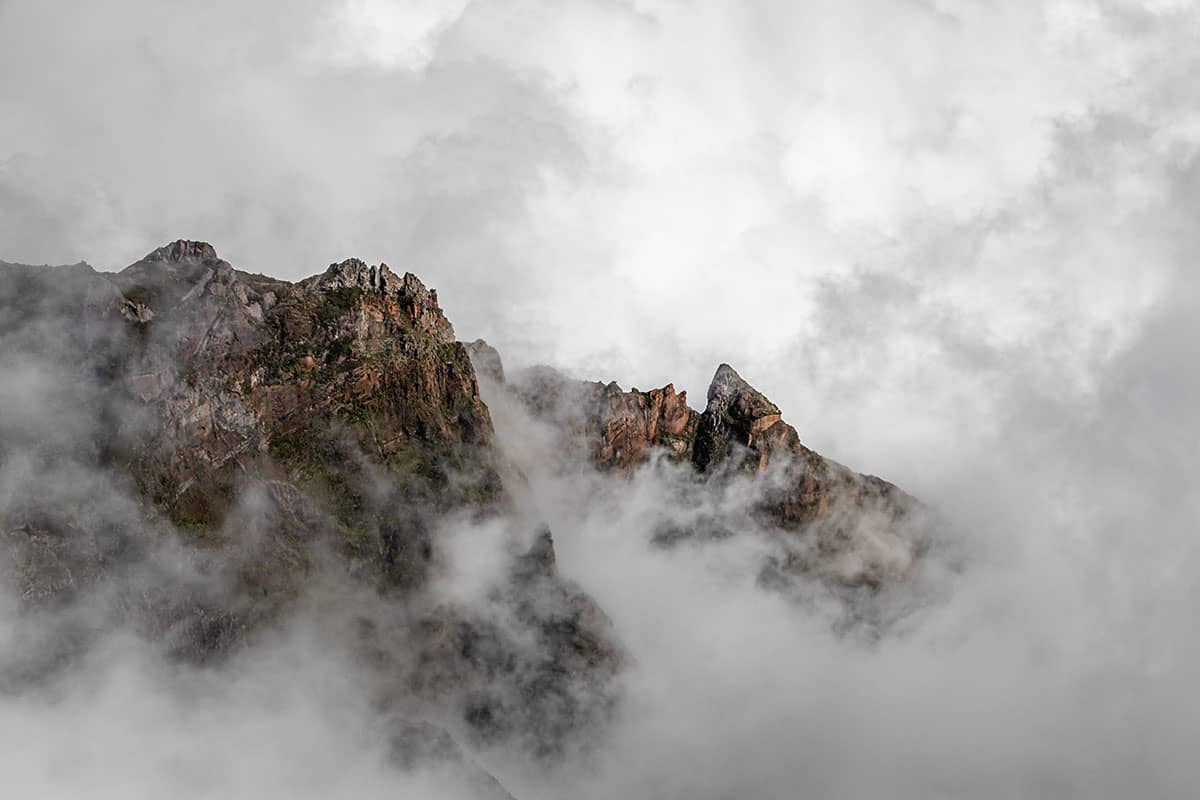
[3,0,1200,797]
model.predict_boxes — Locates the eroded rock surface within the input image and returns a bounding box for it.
[0,241,619,762]
[504,365,698,472]
[1,237,936,784]
[485,354,931,590]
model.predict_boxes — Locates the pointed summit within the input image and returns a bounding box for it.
[706,363,781,415]
[142,240,221,265]
[692,364,788,472]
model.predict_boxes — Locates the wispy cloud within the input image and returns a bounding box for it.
[3,1,1200,797]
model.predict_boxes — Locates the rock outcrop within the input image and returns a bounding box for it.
[0,237,934,784]
[487,356,929,590]
[0,241,620,759]
[690,364,924,588]
[505,365,698,472]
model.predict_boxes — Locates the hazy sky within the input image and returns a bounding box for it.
[4,0,1196,482]
[3,2,1200,797]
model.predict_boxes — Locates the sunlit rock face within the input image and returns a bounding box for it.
[504,364,699,472]
[493,356,932,591]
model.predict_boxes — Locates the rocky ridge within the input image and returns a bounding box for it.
[0,242,619,792]
[474,345,929,589]
[1,240,932,792]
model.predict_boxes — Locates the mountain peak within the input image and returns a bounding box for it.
[693,364,784,473]
[315,257,399,294]
[704,363,781,417]
[312,259,437,301]
[305,258,456,344]
[142,240,220,265]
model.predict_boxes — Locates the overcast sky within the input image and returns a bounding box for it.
[3,0,1193,531]
[3,1,1194,478]
[2,0,1197,534]
[3,2,1200,796]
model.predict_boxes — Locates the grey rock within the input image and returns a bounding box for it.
[466,339,506,384]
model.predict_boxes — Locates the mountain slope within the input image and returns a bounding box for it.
[475,343,931,589]
[0,242,619,771]
[1,240,935,789]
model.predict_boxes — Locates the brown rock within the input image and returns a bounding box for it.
[0,242,622,752]
[509,367,699,472]
[509,359,929,589]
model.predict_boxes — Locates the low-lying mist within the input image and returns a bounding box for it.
[4,0,1200,795]
[0,288,1196,800]
[1,260,1198,800]
[476,352,1200,799]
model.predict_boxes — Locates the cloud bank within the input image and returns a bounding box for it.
[3,0,1200,797]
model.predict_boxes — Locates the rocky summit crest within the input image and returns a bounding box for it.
[693,363,785,473]
[494,356,930,590]
[316,257,396,293]
[140,239,222,265]
[0,239,934,786]
[305,258,456,344]
[0,241,619,767]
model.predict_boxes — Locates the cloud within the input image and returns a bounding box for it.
[0,622,514,799]
[3,1,1194,430]
[4,0,1200,797]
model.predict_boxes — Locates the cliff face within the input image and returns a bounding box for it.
[0,240,932,785]
[115,245,496,534]
[485,351,928,590]
[498,359,699,472]
[0,243,618,766]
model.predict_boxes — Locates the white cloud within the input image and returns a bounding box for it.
[4,1,1200,796]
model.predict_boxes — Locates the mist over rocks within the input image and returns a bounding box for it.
[466,339,506,385]
[692,362,785,473]
[3,0,1200,793]
[1,238,929,642]
[0,240,628,794]
[480,349,931,592]
[500,362,699,472]
[0,238,945,794]
[2,231,1194,798]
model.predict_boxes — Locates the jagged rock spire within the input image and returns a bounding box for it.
[692,363,786,472]
[307,258,456,343]
[314,257,397,294]
[705,363,779,412]
[142,240,221,265]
